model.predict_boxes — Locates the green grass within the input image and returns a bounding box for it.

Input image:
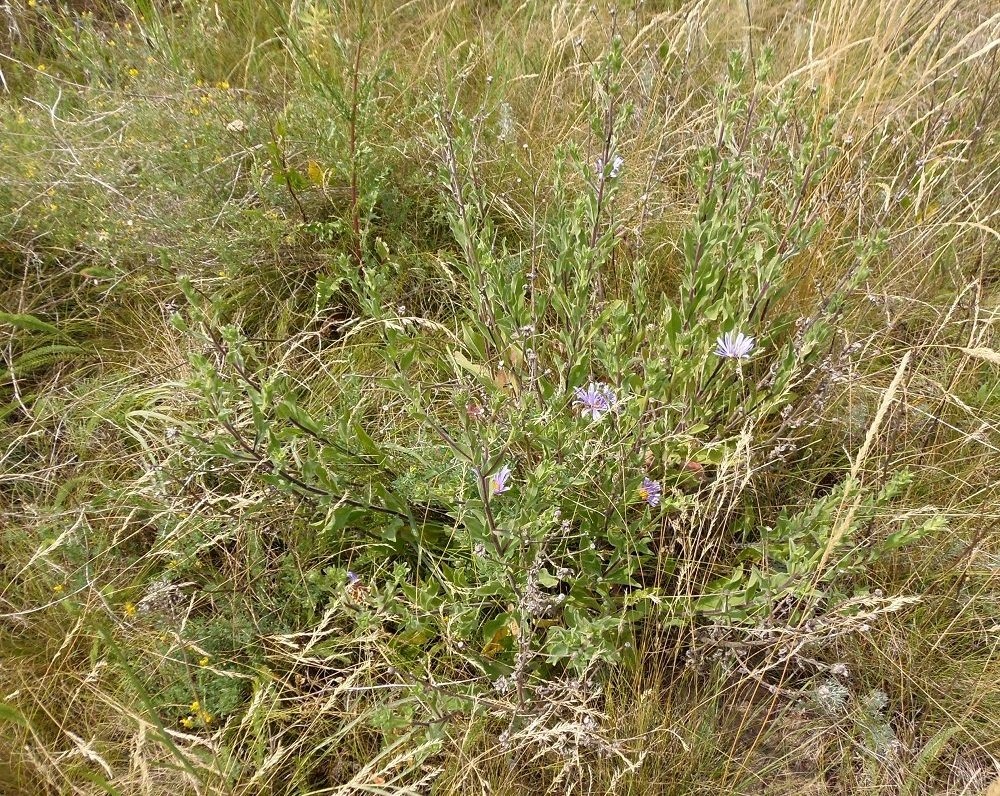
[2,0,1000,793]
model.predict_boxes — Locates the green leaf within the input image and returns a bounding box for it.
[0,312,62,337]
[276,399,323,436]
[348,416,383,459]
[0,343,84,383]
[0,703,30,728]
[450,348,490,381]
[537,568,559,588]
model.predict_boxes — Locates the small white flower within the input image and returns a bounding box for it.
[714,330,755,359]
[595,154,625,179]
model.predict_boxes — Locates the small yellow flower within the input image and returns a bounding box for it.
[199,711,212,724]
[27,0,36,7]
[180,716,194,729]
[37,64,46,72]
[52,583,65,594]
[198,656,210,666]
[200,95,211,105]
[128,68,139,77]
[189,700,200,712]
[189,108,200,116]
[215,80,230,90]
[124,602,137,617]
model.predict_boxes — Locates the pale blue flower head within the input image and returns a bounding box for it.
[715,330,755,360]
[573,382,618,422]
[637,477,662,507]
[489,464,512,496]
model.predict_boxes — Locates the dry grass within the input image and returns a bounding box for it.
[1,0,999,793]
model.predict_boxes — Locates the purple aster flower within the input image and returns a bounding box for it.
[346,571,360,586]
[637,477,661,507]
[573,382,618,421]
[489,464,512,496]
[715,330,755,360]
